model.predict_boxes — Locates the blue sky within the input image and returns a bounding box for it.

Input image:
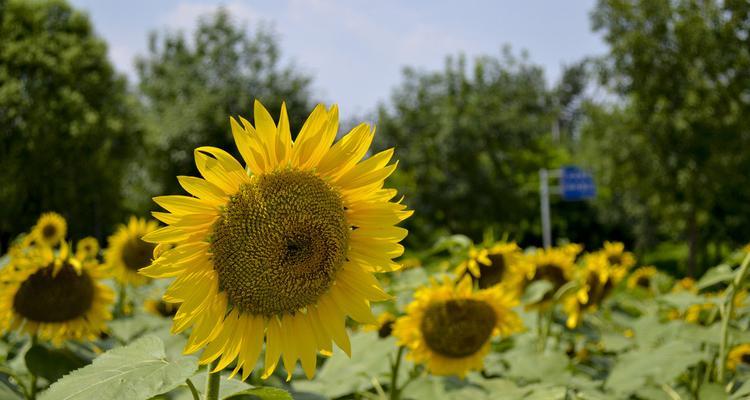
[69,0,607,118]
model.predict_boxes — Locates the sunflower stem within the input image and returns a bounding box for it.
[28,334,38,400]
[205,360,221,400]
[115,281,128,317]
[185,378,200,400]
[389,346,405,400]
[717,253,750,383]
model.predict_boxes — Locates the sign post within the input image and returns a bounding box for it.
[539,166,595,249]
[539,169,552,249]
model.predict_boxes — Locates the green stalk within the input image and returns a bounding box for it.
[115,282,127,317]
[205,360,221,400]
[717,253,750,383]
[185,378,200,400]
[29,334,38,400]
[389,346,405,400]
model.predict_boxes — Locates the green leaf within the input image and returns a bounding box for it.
[522,280,554,304]
[606,340,704,396]
[0,380,23,400]
[292,332,397,399]
[223,387,292,400]
[25,345,87,383]
[108,314,171,343]
[697,264,736,290]
[39,335,198,400]
[699,383,727,400]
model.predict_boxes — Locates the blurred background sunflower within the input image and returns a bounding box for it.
[104,216,159,286]
[30,212,67,248]
[0,242,113,345]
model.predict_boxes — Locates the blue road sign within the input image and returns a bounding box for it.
[560,166,596,201]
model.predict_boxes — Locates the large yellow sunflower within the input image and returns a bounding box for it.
[0,243,113,345]
[521,245,580,307]
[564,253,626,328]
[31,212,67,247]
[393,277,522,377]
[140,101,411,380]
[455,241,525,291]
[105,217,159,286]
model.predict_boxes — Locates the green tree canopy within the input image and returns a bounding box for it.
[135,9,315,201]
[375,50,579,246]
[584,0,750,274]
[0,0,142,247]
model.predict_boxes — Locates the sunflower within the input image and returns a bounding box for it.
[521,245,580,306]
[105,217,159,286]
[75,237,100,261]
[31,212,67,247]
[140,101,411,380]
[599,241,636,270]
[671,277,697,293]
[145,299,178,318]
[728,344,750,371]
[364,311,396,338]
[626,266,658,291]
[0,243,113,345]
[456,242,525,291]
[564,253,626,328]
[392,277,522,377]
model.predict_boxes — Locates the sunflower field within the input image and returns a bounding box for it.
[1,104,750,400]
[4,0,750,400]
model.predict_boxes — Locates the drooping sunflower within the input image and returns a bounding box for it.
[31,212,67,247]
[75,237,100,261]
[0,243,113,345]
[521,245,581,307]
[564,253,626,328]
[728,344,750,371]
[626,266,658,291]
[140,101,411,380]
[393,277,522,377]
[105,217,159,286]
[456,241,525,291]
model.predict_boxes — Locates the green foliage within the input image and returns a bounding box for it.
[582,0,750,274]
[375,49,571,246]
[0,0,144,246]
[135,8,314,202]
[39,335,197,400]
[24,345,86,384]
[223,387,292,400]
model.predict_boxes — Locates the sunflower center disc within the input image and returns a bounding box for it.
[420,299,497,358]
[122,238,157,271]
[210,169,349,316]
[477,253,506,289]
[742,354,750,364]
[636,276,650,288]
[607,254,622,265]
[13,263,95,322]
[41,224,57,239]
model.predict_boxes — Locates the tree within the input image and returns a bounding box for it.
[587,0,750,275]
[0,0,143,248]
[135,9,315,200]
[375,50,577,247]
